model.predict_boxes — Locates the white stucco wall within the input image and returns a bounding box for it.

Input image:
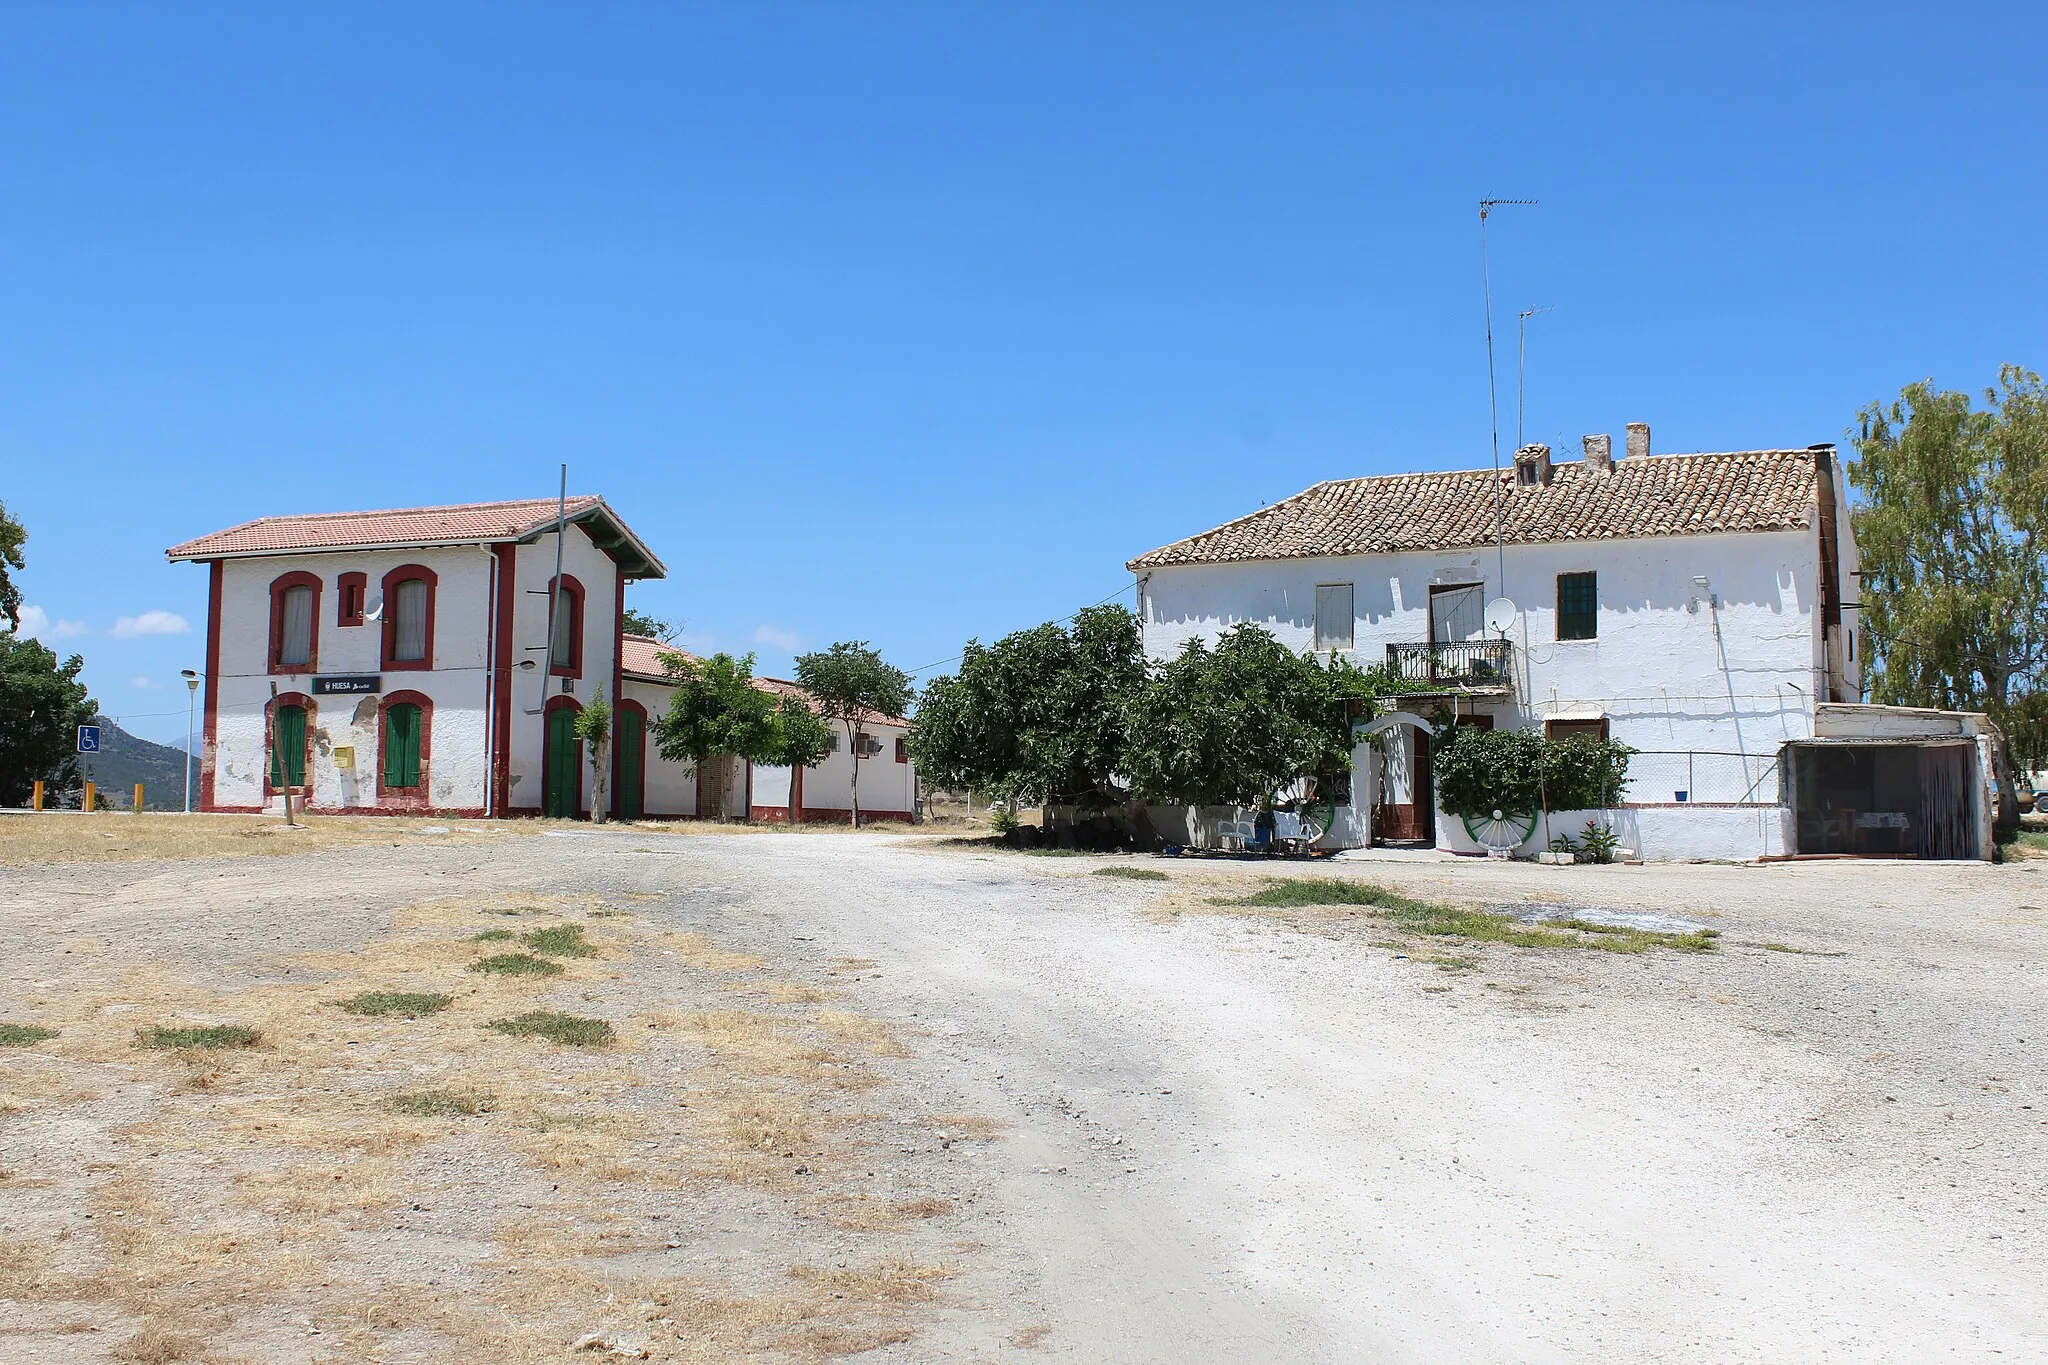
[795,720,916,816]
[207,547,496,812]
[621,678,697,817]
[201,521,626,817]
[1434,804,1793,862]
[1139,527,1831,760]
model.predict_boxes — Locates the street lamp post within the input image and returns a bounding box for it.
[180,669,200,814]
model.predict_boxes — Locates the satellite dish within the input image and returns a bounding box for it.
[1484,597,1518,633]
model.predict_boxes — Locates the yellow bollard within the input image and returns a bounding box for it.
[84,781,96,813]
[32,779,44,811]
[134,783,145,814]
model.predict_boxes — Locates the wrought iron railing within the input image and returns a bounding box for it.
[1384,639,1514,689]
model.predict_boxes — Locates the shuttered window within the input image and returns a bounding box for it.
[392,579,429,661]
[1557,572,1598,641]
[1314,583,1354,651]
[383,703,422,789]
[279,586,314,667]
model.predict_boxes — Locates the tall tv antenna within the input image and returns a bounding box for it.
[1517,305,1553,452]
[1479,198,1536,594]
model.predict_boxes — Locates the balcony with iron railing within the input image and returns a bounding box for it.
[1384,638,1515,693]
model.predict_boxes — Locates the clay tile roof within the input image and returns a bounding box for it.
[1125,450,1821,571]
[620,636,905,727]
[167,497,666,578]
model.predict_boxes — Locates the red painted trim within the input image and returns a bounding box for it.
[267,569,323,675]
[792,806,914,824]
[290,804,488,819]
[380,564,439,671]
[264,692,317,801]
[491,545,516,815]
[336,571,367,627]
[750,805,793,822]
[548,574,586,678]
[613,698,648,820]
[543,693,585,819]
[201,560,223,810]
[376,689,434,808]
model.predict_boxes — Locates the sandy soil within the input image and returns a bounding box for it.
[3,827,2045,1361]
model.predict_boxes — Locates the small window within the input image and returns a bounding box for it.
[855,731,874,759]
[383,702,423,789]
[278,586,315,667]
[549,576,586,676]
[894,737,908,764]
[1314,583,1354,651]
[1556,572,1597,640]
[1545,717,1609,742]
[392,579,429,661]
[337,572,366,627]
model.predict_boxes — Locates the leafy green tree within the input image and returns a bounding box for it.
[1122,623,1354,807]
[794,642,914,827]
[622,608,675,641]
[767,691,835,824]
[0,502,23,632]
[910,605,1146,810]
[1852,366,2048,768]
[651,651,784,819]
[0,632,97,806]
[575,700,612,823]
[1432,727,1634,818]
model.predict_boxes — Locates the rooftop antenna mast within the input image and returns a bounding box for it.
[1517,305,1553,452]
[1479,197,1536,594]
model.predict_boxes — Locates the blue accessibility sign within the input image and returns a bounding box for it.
[77,724,101,753]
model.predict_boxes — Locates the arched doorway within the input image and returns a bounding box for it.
[544,701,582,819]
[1358,711,1436,846]
[613,702,646,821]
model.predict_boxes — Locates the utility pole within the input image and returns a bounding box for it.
[1479,198,1536,597]
[180,669,200,813]
[1516,306,1552,453]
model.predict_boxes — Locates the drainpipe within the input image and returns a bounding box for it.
[479,542,499,818]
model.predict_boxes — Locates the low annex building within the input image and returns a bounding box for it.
[617,635,918,823]
[1128,427,2006,861]
[166,499,920,824]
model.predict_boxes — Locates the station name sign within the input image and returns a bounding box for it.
[313,674,382,696]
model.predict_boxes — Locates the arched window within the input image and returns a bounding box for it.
[381,565,438,671]
[268,571,323,674]
[379,691,432,797]
[549,575,586,677]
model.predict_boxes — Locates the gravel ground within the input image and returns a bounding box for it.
[3,827,2045,1362]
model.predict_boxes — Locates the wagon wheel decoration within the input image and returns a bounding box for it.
[1296,801,1336,844]
[1462,808,1536,855]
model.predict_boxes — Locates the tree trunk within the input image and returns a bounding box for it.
[701,754,727,823]
[590,738,609,824]
[847,724,861,828]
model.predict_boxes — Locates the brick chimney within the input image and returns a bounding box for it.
[1514,443,1552,487]
[1624,422,1650,461]
[1582,433,1612,473]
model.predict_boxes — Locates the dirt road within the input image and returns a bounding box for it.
[3,826,2045,1362]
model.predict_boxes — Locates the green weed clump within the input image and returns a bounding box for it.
[1094,865,1170,881]
[1227,879,1719,955]
[520,924,597,958]
[471,928,515,942]
[487,1011,614,1047]
[0,1023,59,1046]
[137,1024,261,1050]
[469,953,565,977]
[388,1088,494,1117]
[336,991,453,1018]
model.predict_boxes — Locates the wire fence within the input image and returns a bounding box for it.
[1619,750,1780,806]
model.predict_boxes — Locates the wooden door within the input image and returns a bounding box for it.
[614,707,644,821]
[545,709,581,818]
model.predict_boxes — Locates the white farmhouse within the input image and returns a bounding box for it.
[166,498,921,824]
[1129,428,2004,861]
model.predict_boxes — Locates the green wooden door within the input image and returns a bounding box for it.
[545,708,580,818]
[270,704,307,788]
[615,707,644,821]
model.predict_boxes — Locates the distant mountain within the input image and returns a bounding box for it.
[78,717,199,811]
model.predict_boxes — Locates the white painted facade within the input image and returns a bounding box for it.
[1133,455,1865,861]
[179,513,645,818]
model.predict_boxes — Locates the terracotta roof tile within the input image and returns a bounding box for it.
[1126,450,1821,571]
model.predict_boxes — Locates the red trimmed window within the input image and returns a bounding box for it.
[268,571,322,674]
[549,575,586,677]
[337,572,367,627]
[265,693,315,797]
[895,737,908,764]
[381,565,438,671]
[378,690,432,795]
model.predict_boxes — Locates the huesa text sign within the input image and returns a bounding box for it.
[313,675,382,696]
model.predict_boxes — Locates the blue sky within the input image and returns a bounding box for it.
[4,3,2043,745]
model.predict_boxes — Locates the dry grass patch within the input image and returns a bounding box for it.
[665,931,768,973]
[134,1024,260,1051]
[816,1010,906,1056]
[0,813,522,867]
[0,1022,59,1045]
[488,1011,616,1046]
[388,1088,495,1117]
